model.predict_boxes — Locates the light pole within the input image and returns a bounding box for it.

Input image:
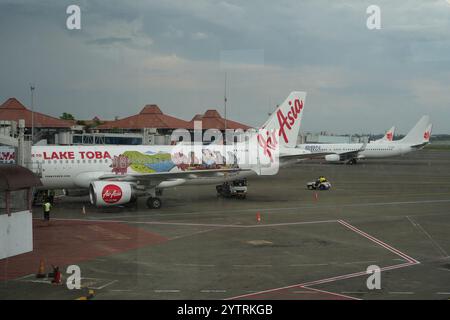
[224,72,227,144]
[30,84,35,144]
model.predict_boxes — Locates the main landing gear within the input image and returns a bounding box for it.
[146,197,162,209]
[146,188,163,209]
[346,158,358,165]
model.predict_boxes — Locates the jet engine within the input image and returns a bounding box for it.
[89,181,136,207]
[324,154,341,162]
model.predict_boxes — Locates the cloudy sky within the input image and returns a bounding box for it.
[0,0,449,134]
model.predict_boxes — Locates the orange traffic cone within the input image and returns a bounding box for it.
[36,259,46,278]
[256,212,261,223]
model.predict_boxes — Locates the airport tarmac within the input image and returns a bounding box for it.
[1,149,449,300]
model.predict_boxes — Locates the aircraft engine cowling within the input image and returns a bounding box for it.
[89,181,135,207]
[325,154,341,162]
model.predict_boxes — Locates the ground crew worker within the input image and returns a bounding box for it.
[43,199,52,222]
[315,176,327,187]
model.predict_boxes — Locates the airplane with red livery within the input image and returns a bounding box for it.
[30,92,327,209]
[298,116,432,165]
[372,126,396,143]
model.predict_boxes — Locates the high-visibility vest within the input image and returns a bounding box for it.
[43,202,51,212]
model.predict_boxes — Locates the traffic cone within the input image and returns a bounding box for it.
[82,205,86,215]
[314,192,319,201]
[256,212,261,223]
[36,259,46,278]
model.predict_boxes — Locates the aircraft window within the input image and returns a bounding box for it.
[54,160,57,164]
[77,160,80,163]
[48,160,51,164]
[88,160,92,163]
[83,160,86,163]
[65,160,69,163]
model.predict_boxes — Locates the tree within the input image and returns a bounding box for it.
[60,112,75,120]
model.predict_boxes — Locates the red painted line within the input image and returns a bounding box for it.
[225,262,416,300]
[337,220,415,262]
[337,220,420,264]
[300,262,416,287]
[226,221,420,300]
[301,286,361,300]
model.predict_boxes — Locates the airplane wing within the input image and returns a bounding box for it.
[97,168,249,182]
[281,151,333,160]
[334,142,367,160]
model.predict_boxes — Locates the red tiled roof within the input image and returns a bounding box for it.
[96,104,191,130]
[189,109,251,130]
[0,98,73,128]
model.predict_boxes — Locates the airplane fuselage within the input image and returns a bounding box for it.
[298,142,413,160]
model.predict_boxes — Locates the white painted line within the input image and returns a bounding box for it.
[174,264,216,267]
[436,292,450,295]
[388,292,414,295]
[154,289,181,293]
[226,220,420,300]
[15,274,36,281]
[232,265,272,268]
[338,220,420,264]
[88,198,450,218]
[169,227,221,241]
[109,289,132,292]
[90,279,118,290]
[41,217,337,229]
[289,263,329,267]
[406,216,449,258]
[344,260,378,265]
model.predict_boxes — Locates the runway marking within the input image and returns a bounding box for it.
[337,220,419,264]
[289,263,329,267]
[343,260,378,265]
[303,286,361,300]
[44,217,337,229]
[388,292,414,295]
[154,289,180,293]
[232,264,272,268]
[225,220,420,300]
[90,279,118,290]
[174,264,216,268]
[169,227,222,241]
[84,198,450,219]
[437,292,450,295]
[406,216,449,258]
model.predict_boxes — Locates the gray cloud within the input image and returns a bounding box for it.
[0,0,449,134]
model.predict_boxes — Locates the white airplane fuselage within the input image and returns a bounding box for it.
[299,142,414,160]
[31,143,309,190]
